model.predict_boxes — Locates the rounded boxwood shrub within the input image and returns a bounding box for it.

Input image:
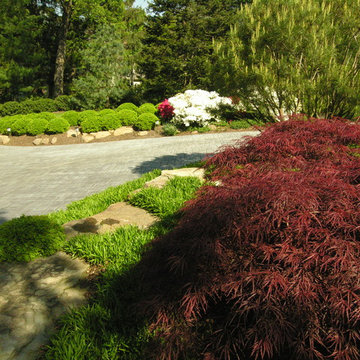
[26,117,49,136]
[116,102,139,113]
[33,112,56,121]
[134,113,158,131]
[11,116,28,135]
[61,111,80,126]
[0,116,17,134]
[0,215,66,262]
[100,112,122,130]
[81,114,101,133]
[46,117,70,134]
[136,117,360,360]
[21,99,58,114]
[138,103,157,114]
[77,110,98,125]
[117,109,138,126]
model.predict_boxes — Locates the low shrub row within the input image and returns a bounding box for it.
[0,104,160,136]
[0,96,77,117]
[0,97,158,118]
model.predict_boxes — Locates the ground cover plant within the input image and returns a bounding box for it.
[0,215,65,262]
[130,116,360,359]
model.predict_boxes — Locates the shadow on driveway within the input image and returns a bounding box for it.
[132,152,209,175]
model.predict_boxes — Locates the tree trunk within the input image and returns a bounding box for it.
[53,0,72,98]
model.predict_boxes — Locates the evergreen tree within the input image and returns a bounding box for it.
[212,0,360,120]
[0,0,48,101]
[140,0,250,102]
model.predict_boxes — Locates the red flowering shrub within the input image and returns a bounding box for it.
[137,116,360,360]
[158,99,175,121]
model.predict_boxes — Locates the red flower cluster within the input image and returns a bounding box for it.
[157,99,174,121]
[138,116,360,360]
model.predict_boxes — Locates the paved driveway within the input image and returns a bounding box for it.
[0,131,258,223]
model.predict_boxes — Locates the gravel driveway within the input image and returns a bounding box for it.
[0,131,258,224]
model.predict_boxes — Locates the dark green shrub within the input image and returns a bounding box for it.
[54,95,74,111]
[116,102,139,113]
[0,215,66,262]
[61,111,80,126]
[100,111,122,130]
[11,116,28,135]
[134,113,158,131]
[77,110,98,125]
[81,115,101,133]
[0,101,22,116]
[46,117,70,134]
[26,117,49,136]
[162,123,178,136]
[21,99,58,113]
[138,103,157,114]
[117,109,138,126]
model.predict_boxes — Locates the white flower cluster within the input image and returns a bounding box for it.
[168,90,232,127]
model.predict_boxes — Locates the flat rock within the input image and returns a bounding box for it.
[50,137,57,144]
[82,134,94,143]
[138,131,148,136]
[144,167,205,189]
[209,124,217,130]
[32,138,42,146]
[63,202,159,238]
[0,135,10,145]
[0,252,89,360]
[91,131,111,139]
[113,127,134,136]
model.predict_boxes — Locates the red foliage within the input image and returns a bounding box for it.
[158,99,175,121]
[137,116,360,360]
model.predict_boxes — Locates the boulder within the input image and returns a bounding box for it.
[82,134,94,143]
[209,124,217,131]
[50,137,57,145]
[0,135,10,145]
[33,138,42,146]
[113,127,134,136]
[138,131,148,136]
[66,129,79,138]
[41,137,49,145]
[90,131,111,139]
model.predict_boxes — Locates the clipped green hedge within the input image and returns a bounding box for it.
[0,215,66,262]
[47,118,70,134]
[138,103,157,114]
[134,113,158,131]
[117,109,138,126]
[27,118,49,136]
[81,114,101,133]
[116,102,139,113]
[60,111,80,126]
[100,111,122,130]
[0,96,77,117]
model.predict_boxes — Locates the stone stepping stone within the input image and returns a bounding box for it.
[63,202,159,238]
[0,252,89,360]
[143,167,205,189]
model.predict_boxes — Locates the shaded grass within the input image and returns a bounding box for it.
[41,176,203,359]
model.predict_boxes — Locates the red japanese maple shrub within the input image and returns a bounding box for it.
[137,117,360,360]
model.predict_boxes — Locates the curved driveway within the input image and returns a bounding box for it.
[0,131,258,224]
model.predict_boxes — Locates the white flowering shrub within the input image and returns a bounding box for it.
[168,90,233,127]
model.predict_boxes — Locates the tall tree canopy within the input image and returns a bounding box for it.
[140,0,251,102]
